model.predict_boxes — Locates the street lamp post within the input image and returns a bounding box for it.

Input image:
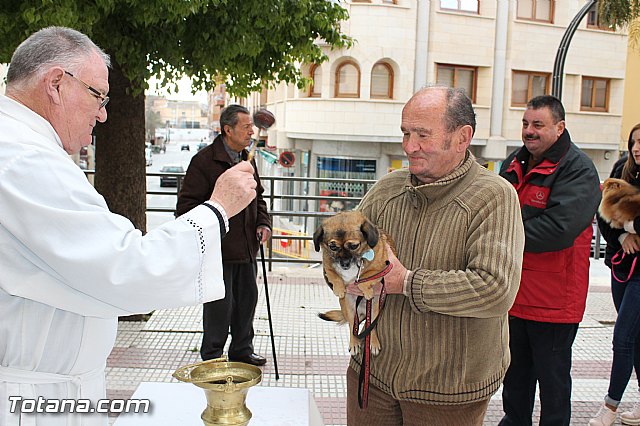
[552,0,598,100]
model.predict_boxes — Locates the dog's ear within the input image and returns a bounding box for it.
[313,226,324,252]
[360,218,379,248]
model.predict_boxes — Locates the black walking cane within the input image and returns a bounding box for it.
[252,108,279,379]
[259,243,280,379]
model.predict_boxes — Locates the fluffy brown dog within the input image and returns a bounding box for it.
[313,211,395,356]
[599,178,640,229]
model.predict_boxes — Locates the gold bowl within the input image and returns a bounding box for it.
[173,357,262,426]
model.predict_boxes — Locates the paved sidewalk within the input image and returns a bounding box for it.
[107,259,633,425]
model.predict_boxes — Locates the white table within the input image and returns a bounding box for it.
[113,382,324,426]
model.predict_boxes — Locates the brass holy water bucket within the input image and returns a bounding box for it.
[173,357,262,426]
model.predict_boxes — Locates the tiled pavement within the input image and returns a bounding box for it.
[107,259,637,425]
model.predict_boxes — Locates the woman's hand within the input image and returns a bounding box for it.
[621,233,640,254]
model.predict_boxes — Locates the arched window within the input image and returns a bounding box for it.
[335,61,360,98]
[370,62,394,99]
[309,64,322,97]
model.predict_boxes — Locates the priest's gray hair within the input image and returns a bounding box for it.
[7,26,110,87]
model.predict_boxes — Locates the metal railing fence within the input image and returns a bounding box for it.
[85,170,605,268]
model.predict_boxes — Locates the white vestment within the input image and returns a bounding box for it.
[0,95,226,425]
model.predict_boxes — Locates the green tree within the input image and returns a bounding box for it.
[599,0,640,48]
[145,104,162,142]
[0,0,350,230]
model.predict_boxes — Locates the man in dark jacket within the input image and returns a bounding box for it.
[176,104,272,366]
[498,95,602,425]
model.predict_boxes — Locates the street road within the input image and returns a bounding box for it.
[146,141,198,230]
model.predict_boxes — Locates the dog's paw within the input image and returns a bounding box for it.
[349,338,362,356]
[333,288,346,299]
[371,338,381,356]
[362,288,374,300]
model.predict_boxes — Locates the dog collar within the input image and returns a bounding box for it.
[355,261,393,285]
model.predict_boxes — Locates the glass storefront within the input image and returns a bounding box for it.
[317,157,376,212]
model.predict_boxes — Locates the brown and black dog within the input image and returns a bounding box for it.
[313,211,395,356]
[599,178,640,229]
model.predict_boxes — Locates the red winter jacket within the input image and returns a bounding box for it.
[500,130,601,323]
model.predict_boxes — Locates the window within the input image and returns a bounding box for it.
[370,62,394,99]
[436,64,477,103]
[335,62,360,98]
[581,77,610,111]
[516,0,554,23]
[309,64,322,97]
[317,157,377,212]
[511,71,549,106]
[587,4,612,30]
[440,0,479,13]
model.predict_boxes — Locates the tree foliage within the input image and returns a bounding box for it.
[145,105,162,142]
[598,0,640,29]
[0,0,350,95]
[0,0,350,230]
[598,0,640,48]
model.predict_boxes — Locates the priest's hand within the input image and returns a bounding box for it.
[209,162,257,217]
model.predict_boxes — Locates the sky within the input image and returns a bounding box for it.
[146,75,208,104]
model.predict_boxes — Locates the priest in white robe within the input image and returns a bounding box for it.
[0,27,257,426]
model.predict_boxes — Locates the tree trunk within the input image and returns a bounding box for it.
[94,55,147,232]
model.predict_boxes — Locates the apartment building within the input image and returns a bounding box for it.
[622,42,640,141]
[263,0,629,185]
[146,95,208,129]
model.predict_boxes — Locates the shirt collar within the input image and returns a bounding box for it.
[221,136,241,164]
[0,94,64,152]
[410,150,473,188]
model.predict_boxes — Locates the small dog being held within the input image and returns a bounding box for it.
[313,211,395,356]
[599,178,640,229]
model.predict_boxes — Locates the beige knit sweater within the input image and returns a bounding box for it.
[352,153,524,405]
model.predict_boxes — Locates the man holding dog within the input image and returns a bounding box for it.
[347,86,525,425]
[0,27,256,425]
[498,95,601,425]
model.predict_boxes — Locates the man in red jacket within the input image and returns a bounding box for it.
[498,95,601,425]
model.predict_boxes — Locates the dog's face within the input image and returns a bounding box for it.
[313,211,379,270]
[601,178,640,205]
[602,178,627,196]
[599,177,640,228]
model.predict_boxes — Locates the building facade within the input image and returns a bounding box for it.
[264,0,629,183]
[622,41,640,143]
[146,95,209,143]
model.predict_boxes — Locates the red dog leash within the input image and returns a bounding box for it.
[612,249,638,283]
[351,260,393,409]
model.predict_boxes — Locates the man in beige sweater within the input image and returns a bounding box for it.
[346,86,525,425]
